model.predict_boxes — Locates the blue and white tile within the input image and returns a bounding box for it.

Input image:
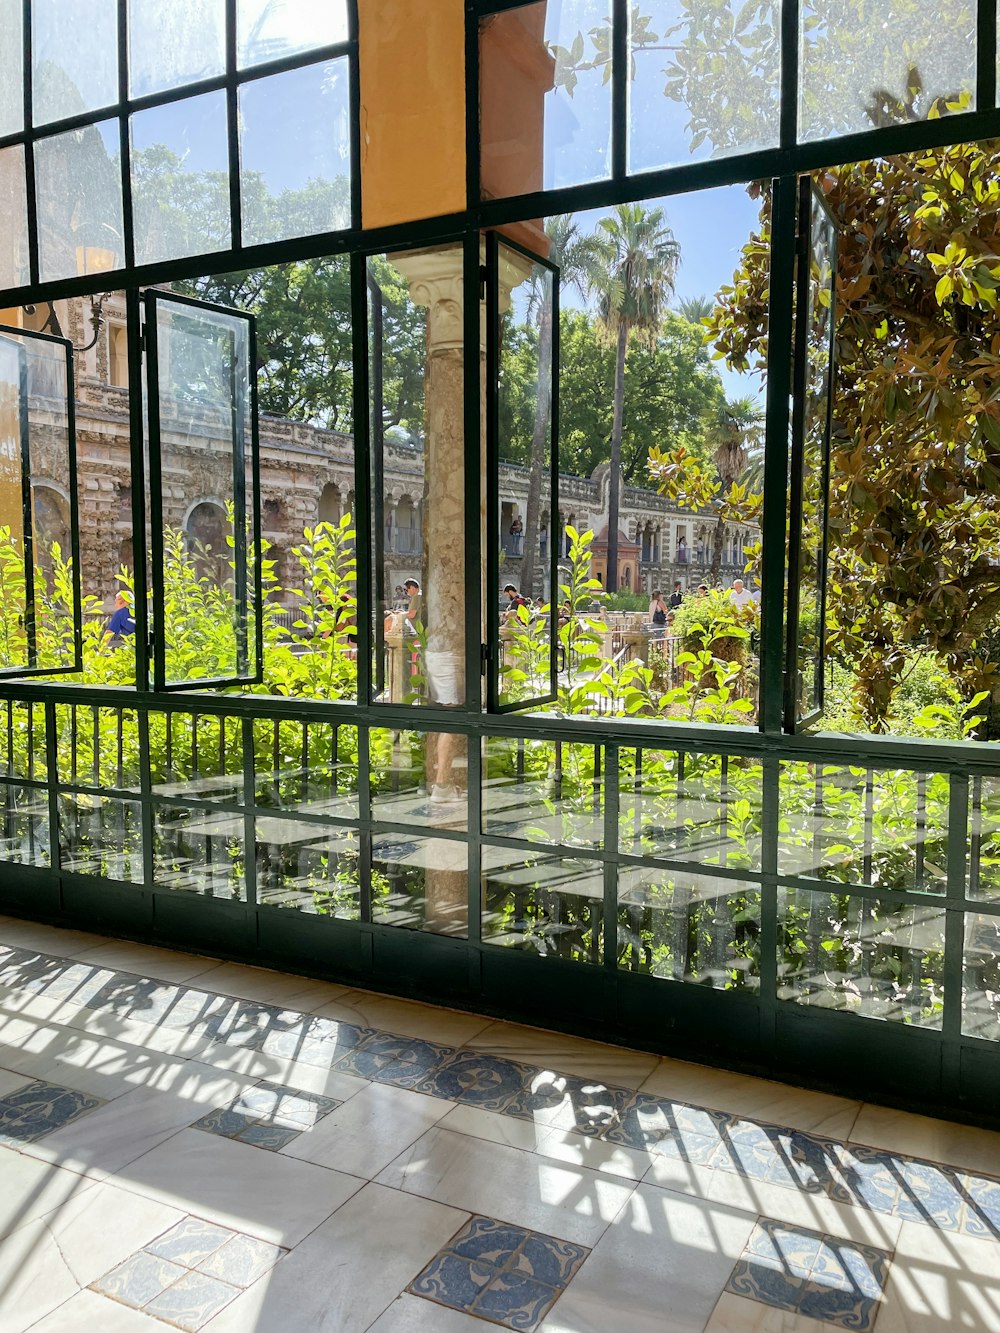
[727,1259,802,1313]
[463,1021,659,1090]
[282,1080,450,1176]
[704,1291,864,1331]
[376,1125,635,1247]
[0,1079,103,1144]
[848,1104,1000,1179]
[145,1269,241,1330]
[476,1269,560,1330]
[235,1121,301,1151]
[410,1251,495,1308]
[542,1183,756,1333]
[193,1106,259,1140]
[447,1215,528,1267]
[505,1069,632,1138]
[201,1184,470,1333]
[961,1171,1000,1239]
[892,1158,965,1230]
[198,1233,285,1287]
[147,1217,236,1268]
[827,1144,902,1215]
[744,1220,824,1280]
[338,1032,453,1089]
[94,1251,189,1308]
[513,1232,588,1287]
[418,1050,532,1112]
[796,1280,880,1331]
[809,1236,888,1301]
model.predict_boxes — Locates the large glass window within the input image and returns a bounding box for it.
[0,0,23,138]
[32,0,118,127]
[127,0,226,99]
[34,120,125,284]
[144,291,261,689]
[237,0,350,69]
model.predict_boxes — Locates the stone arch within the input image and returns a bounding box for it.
[30,482,71,577]
[394,494,417,553]
[318,482,340,526]
[184,500,229,585]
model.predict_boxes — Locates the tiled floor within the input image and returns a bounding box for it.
[0,917,999,1331]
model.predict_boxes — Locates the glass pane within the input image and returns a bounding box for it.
[0,0,23,137]
[54,705,141,791]
[798,0,975,142]
[779,763,949,893]
[370,246,466,709]
[0,782,49,865]
[147,714,244,802]
[237,0,349,68]
[370,728,469,834]
[618,866,761,990]
[253,718,358,819]
[148,296,259,686]
[0,329,79,675]
[240,60,351,247]
[963,911,1000,1040]
[494,243,556,708]
[154,801,246,899]
[371,832,468,937]
[128,0,226,98]
[59,794,143,881]
[255,817,360,916]
[34,120,124,284]
[482,737,602,850]
[628,1,780,174]
[32,0,118,126]
[0,701,46,781]
[482,845,603,963]
[0,147,29,290]
[480,0,611,199]
[619,749,763,872]
[778,887,945,1027]
[970,776,1000,900]
[131,92,231,266]
[789,185,835,726]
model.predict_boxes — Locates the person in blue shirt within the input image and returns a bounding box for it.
[107,592,135,645]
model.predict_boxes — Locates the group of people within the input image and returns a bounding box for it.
[647,577,758,635]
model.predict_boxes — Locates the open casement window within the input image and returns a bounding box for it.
[485,232,560,713]
[0,325,82,678]
[143,291,262,691]
[784,178,838,732]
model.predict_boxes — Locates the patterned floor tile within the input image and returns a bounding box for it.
[94,1251,189,1308]
[416,1051,533,1113]
[504,1069,632,1138]
[144,1269,240,1331]
[962,1172,1000,1239]
[147,1217,237,1267]
[0,1079,104,1144]
[198,1233,284,1286]
[192,1081,342,1152]
[338,1032,455,1088]
[408,1214,589,1332]
[726,1219,891,1333]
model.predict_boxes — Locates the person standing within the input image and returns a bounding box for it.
[668,580,683,609]
[106,592,135,646]
[509,514,523,555]
[729,578,754,609]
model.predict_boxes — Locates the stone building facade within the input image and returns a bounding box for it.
[17,295,756,605]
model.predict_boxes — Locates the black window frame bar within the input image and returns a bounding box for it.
[142,287,263,693]
[366,260,387,700]
[484,229,560,714]
[0,322,82,680]
[783,175,838,733]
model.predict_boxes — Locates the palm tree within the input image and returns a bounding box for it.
[677,293,715,325]
[709,394,764,584]
[520,216,599,600]
[583,204,680,590]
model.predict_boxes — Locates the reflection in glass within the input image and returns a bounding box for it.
[483,737,602,850]
[54,706,141,791]
[128,0,226,98]
[237,0,349,68]
[778,763,949,893]
[0,0,22,137]
[147,714,244,803]
[147,296,259,687]
[480,0,611,199]
[0,148,29,290]
[370,729,468,834]
[493,240,557,709]
[131,93,231,266]
[371,833,468,937]
[34,120,124,284]
[0,329,80,675]
[0,702,47,782]
[59,795,142,882]
[778,887,945,1027]
[255,818,359,916]
[628,1,780,173]
[963,912,1000,1039]
[0,783,48,865]
[154,801,246,900]
[787,182,835,727]
[618,867,760,988]
[798,0,975,142]
[619,749,762,871]
[240,60,351,247]
[482,845,602,963]
[370,246,465,710]
[32,0,118,126]
[253,718,358,819]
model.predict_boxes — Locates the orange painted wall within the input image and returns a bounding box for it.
[358,0,466,230]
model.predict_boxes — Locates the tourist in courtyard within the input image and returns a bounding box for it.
[669,580,683,609]
[729,577,754,609]
[106,592,135,646]
[649,589,668,640]
[509,514,523,554]
[502,583,529,623]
